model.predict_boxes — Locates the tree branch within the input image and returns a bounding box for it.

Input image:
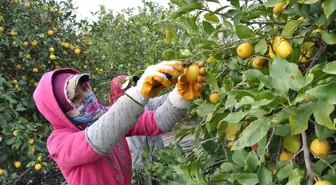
[11,168,31,185]
[240,20,286,25]
[302,132,317,185]
[310,150,336,173]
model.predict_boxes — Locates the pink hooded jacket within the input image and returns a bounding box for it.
[33,68,163,185]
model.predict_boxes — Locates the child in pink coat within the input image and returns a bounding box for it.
[33,61,205,185]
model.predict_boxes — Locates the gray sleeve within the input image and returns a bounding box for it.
[85,95,145,155]
[154,98,187,133]
[145,94,169,111]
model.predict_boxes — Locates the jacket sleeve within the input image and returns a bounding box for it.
[145,94,169,111]
[125,110,163,137]
[47,129,102,168]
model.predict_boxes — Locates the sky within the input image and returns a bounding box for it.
[72,0,229,20]
[73,0,169,20]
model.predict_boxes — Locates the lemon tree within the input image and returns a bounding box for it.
[140,0,336,185]
[0,0,100,183]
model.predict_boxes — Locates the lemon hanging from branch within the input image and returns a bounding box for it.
[165,25,174,42]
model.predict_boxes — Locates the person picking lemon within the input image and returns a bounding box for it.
[33,60,205,185]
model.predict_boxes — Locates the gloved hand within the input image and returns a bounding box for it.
[176,61,206,101]
[167,61,206,110]
[136,61,184,98]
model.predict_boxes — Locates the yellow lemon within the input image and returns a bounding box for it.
[74,48,81,55]
[93,88,97,92]
[237,42,253,59]
[0,27,4,33]
[37,156,42,162]
[273,36,292,58]
[34,82,38,87]
[0,169,3,176]
[310,139,331,157]
[252,58,265,69]
[184,64,200,81]
[64,43,70,48]
[207,56,215,63]
[13,130,18,136]
[273,2,286,15]
[314,181,332,185]
[33,68,39,73]
[76,39,81,43]
[279,151,293,161]
[48,30,54,36]
[227,141,235,148]
[32,40,38,46]
[10,31,17,36]
[31,147,36,153]
[209,93,220,104]
[28,139,34,145]
[49,47,55,53]
[22,76,27,80]
[49,8,55,13]
[35,163,42,171]
[14,161,21,168]
[70,45,75,51]
[23,41,29,47]
[24,2,31,8]
[87,41,93,46]
[49,54,56,60]
[298,50,312,63]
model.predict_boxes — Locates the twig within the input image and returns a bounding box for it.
[302,132,317,185]
[240,20,286,25]
[276,136,283,162]
[303,40,327,74]
[310,150,336,173]
[12,168,32,185]
[265,123,277,151]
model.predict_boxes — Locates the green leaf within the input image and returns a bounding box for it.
[229,0,240,8]
[323,61,336,74]
[324,0,336,18]
[170,0,184,7]
[275,124,291,136]
[313,100,336,130]
[205,72,218,89]
[245,151,258,172]
[264,0,283,7]
[298,0,319,4]
[255,39,267,55]
[221,162,239,172]
[287,168,305,185]
[235,96,254,108]
[307,82,336,104]
[232,117,271,150]
[277,161,293,181]
[232,149,248,167]
[235,25,254,39]
[172,3,204,18]
[281,20,303,37]
[206,0,220,3]
[312,154,336,175]
[197,103,215,117]
[258,165,272,185]
[322,31,336,45]
[242,69,263,81]
[203,21,215,35]
[204,13,219,22]
[225,94,237,109]
[270,56,305,92]
[236,173,259,185]
[223,111,248,123]
[289,102,314,135]
[251,99,274,109]
[283,134,301,153]
[315,124,335,141]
